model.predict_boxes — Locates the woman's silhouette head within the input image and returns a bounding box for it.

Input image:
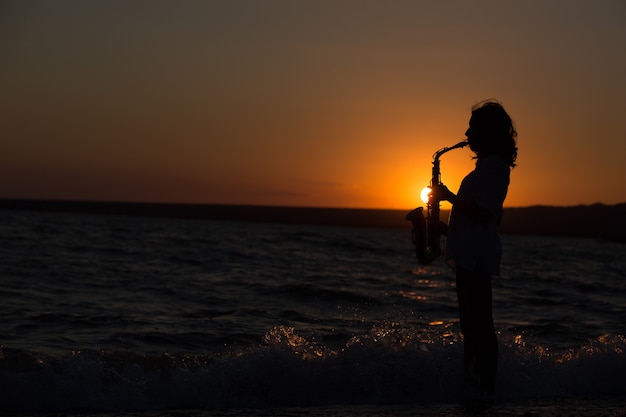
[466,100,518,167]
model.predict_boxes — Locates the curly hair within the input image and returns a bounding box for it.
[470,100,518,167]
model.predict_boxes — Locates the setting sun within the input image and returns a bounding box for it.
[420,187,432,204]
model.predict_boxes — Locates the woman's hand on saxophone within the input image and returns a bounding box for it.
[429,184,455,202]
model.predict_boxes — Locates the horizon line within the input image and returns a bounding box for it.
[1,197,624,211]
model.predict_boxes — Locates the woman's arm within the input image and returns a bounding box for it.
[430,184,493,222]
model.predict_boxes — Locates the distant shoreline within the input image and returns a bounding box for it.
[1,199,625,242]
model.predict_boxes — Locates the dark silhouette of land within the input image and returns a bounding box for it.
[1,199,625,242]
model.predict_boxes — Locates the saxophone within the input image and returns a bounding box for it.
[406,141,468,264]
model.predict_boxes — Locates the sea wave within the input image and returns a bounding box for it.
[1,326,624,413]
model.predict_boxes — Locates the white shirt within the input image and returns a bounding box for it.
[445,154,510,276]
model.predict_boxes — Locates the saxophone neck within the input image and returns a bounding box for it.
[433,140,468,160]
[431,140,467,186]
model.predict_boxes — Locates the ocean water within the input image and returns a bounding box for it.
[0,208,625,416]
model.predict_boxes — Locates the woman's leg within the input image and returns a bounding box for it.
[456,267,498,395]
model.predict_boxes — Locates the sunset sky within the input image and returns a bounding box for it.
[2,0,625,209]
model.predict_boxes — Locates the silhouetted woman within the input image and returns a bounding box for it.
[432,100,517,395]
